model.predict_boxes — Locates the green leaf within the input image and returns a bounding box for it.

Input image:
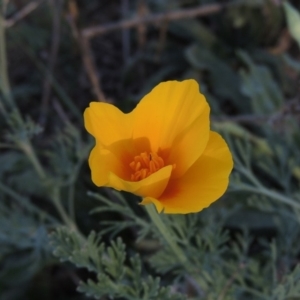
[185,44,248,111]
[51,227,185,300]
[238,51,284,114]
[271,264,300,299]
[283,2,300,49]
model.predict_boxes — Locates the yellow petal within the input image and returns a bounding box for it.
[84,102,132,147]
[168,105,210,178]
[108,165,173,199]
[157,131,233,214]
[132,80,209,152]
[140,197,164,213]
[89,143,129,187]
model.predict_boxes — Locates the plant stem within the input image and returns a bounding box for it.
[259,187,300,210]
[0,142,18,149]
[0,4,46,184]
[239,286,269,300]
[21,43,82,122]
[145,204,188,265]
[236,165,264,189]
[20,141,47,179]
[145,204,206,293]
[0,181,58,223]
[235,184,300,210]
[0,3,81,237]
[68,183,75,221]
[0,5,12,106]
[52,187,78,232]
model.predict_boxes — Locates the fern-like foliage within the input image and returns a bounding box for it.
[5,112,43,143]
[0,203,51,299]
[271,265,300,300]
[45,125,91,186]
[51,227,185,300]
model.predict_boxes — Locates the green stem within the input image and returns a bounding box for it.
[0,4,81,237]
[0,142,18,149]
[20,43,82,122]
[0,94,8,115]
[0,4,47,199]
[0,181,58,223]
[0,6,12,106]
[52,187,78,232]
[236,165,264,189]
[68,184,75,222]
[235,184,300,210]
[145,205,206,293]
[239,286,269,300]
[0,4,21,119]
[145,204,188,265]
[259,188,300,210]
[0,11,45,182]
[20,141,47,179]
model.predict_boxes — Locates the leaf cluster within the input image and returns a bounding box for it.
[1,0,300,299]
[51,227,185,300]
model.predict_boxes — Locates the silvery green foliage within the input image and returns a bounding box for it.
[1,1,300,299]
[51,228,185,300]
[51,193,300,300]
[4,112,43,143]
[0,204,51,299]
[51,103,300,300]
[271,265,300,300]
[45,125,91,185]
[62,103,300,299]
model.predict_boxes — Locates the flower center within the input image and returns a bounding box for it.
[129,152,165,181]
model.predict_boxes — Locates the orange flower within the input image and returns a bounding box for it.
[84,80,233,214]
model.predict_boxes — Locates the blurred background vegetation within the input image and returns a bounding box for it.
[1,0,300,299]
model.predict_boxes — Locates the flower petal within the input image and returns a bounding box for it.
[140,197,164,213]
[152,131,233,214]
[168,105,210,178]
[108,165,173,199]
[89,143,129,186]
[132,80,209,152]
[84,102,132,147]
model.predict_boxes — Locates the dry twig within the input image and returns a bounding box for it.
[213,114,269,124]
[121,0,130,62]
[80,36,107,102]
[137,0,148,49]
[66,0,107,102]
[217,263,246,300]
[5,0,44,28]
[213,99,300,129]
[267,29,291,55]
[53,99,71,124]
[155,19,168,62]
[39,0,63,125]
[82,1,242,39]
[68,1,243,102]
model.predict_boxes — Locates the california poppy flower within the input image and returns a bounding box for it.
[84,80,233,214]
